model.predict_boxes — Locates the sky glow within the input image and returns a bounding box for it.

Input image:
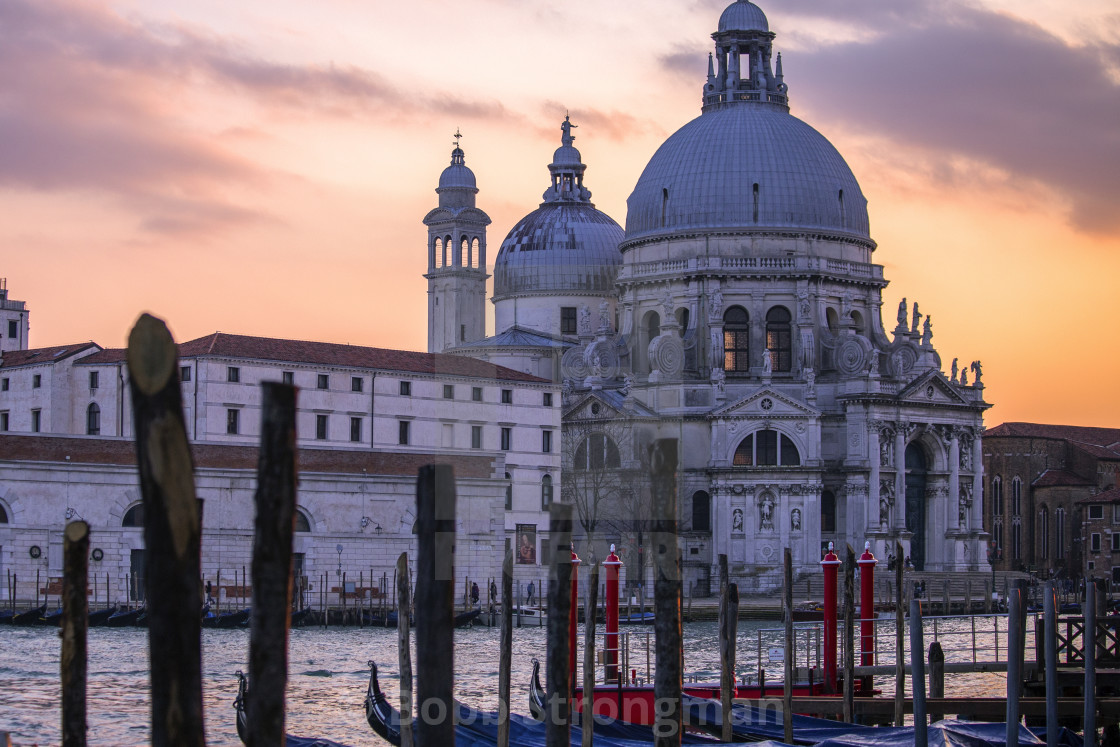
[2,0,1118,426]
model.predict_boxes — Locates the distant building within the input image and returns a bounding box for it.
[0,305,559,605]
[982,422,1120,582]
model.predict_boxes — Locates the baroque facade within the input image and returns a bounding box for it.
[442,0,991,592]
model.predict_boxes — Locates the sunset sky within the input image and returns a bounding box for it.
[2,0,1118,427]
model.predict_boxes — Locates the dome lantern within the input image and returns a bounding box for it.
[704,0,788,112]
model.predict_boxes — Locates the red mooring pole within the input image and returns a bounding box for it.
[603,545,621,683]
[569,547,581,695]
[858,542,877,669]
[821,541,841,693]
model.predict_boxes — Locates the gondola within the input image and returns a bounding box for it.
[233,671,352,747]
[12,604,46,626]
[290,607,314,628]
[365,660,719,746]
[618,611,654,625]
[38,606,64,626]
[107,607,145,627]
[88,605,119,627]
[528,658,829,727]
[0,609,13,625]
[454,609,482,628]
[203,607,250,629]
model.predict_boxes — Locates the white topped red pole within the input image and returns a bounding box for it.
[857,542,877,668]
[821,541,841,693]
[603,545,622,683]
[569,547,581,694]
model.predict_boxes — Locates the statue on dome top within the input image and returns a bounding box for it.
[561,115,577,147]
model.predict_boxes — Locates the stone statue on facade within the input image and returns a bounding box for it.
[791,508,802,531]
[578,305,592,336]
[869,350,879,376]
[561,115,577,146]
[759,494,775,531]
[708,287,723,320]
[710,328,724,370]
[732,508,744,533]
[800,328,814,371]
[950,358,958,381]
[971,360,983,385]
[897,298,908,328]
[880,438,892,467]
[921,316,932,347]
[959,368,968,386]
[598,300,612,333]
[762,347,773,375]
[880,495,891,528]
[911,302,921,334]
[711,365,725,394]
[798,288,811,320]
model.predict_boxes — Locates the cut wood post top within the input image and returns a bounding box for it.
[126,313,178,396]
[64,522,90,544]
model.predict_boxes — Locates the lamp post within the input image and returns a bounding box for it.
[336,544,343,580]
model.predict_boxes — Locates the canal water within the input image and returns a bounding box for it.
[0,617,1009,745]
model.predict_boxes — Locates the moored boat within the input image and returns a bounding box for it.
[234,670,352,746]
[88,605,118,627]
[12,604,46,626]
[107,607,144,627]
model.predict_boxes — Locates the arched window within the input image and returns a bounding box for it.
[573,434,621,471]
[472,238,481,268]
[541,475,553,509]
[122,504,144,527]
[1010,476,1022,561]
[0,503,8,523]
[765,306,792,372]
[1038,507,1049,560]
[461,236,470,267]
[733,430,800,467]
[1055,508,1066,560]
[646,311,661,341]
[434,238,444,268]
[821,490,836,533]
[826,308,839,335]
[992,477,1003,517]
[505,472,513,510]
[87,402,101,435]
[723,306,749,372]
[691,491,710,532]
[675,308,689,335]
[850,310,864,334]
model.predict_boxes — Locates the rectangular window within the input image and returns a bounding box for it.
[31,409,41,433]
[1,378,8,391]
[180,366,191,382]
[351,376,363,393]
[398,420,410,445]
[315,414,328,440]
[350,417,362,443]
[226,409,239,435]
[227,366,240,383]
[0,412,8,431]
[282,371,294,385]
[32,374,41,389]
[89,371,99,389]
[443,384,454,399]
[501,389,512,404]
[542,430,552,453]
[1112,533,1120,552]
[7,320,16,338]
[399,381,412,396]
[1090,505,1105,521]
[317,374,329,390]
[472,387,482,402]
[501,427,512,451]
[543,392,552,407]
[1114,504,1120,524]
[560,307,577,335]
[1091,533,1102,553]
[472,425,482,449]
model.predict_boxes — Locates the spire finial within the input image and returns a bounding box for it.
[453,128,462,150]
[561,115,577,147]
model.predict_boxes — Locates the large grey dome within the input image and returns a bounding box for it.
[494,204,623,297]
[624,105,869,243]
[719,0,768,33]
[494,117,624,299]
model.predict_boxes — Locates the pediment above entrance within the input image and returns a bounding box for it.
[710,387,820,421]
[897,372,969,407]
[563,389,657,421]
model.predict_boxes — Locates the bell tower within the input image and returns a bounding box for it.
[424,132,491,353]
[0,278,30,354]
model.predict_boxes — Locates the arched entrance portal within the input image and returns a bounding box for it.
[905,443,928,570]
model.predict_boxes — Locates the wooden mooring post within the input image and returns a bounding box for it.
[582,553,599,747]
[127,314,204,747]
[928,642,944,723]
[1043,580,1057,747]
[1085,578,1098,747]
[720,554,739,743]
[782,549,793,744]
[397,552,414,747]
[61,521,90,747]
[545,503,574,747]
[1006,581,1024,747]
[246,382,298,747]
[910,599,927,747]
[894,541,904,727]
[650,438,681,747]
[415,465,456,747]
[498,550,513,747]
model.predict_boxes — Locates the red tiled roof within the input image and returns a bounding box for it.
[76,333,547,383]
[0,342,100,369]
[0,434,497,479]
[984,422,1120,459]
[1032,469,1094,488]
[1077,487,1120,505]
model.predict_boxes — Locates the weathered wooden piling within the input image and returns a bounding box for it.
[126,313,204,747]
[910,599,927,747]
[582,554,599,747]
[782,548,793,744]
[545,503,574,747]
[650,438,681,747]
[843,544,855,723]
[415,464,456,747]
[397,552,414,747]
[928,641,944,723]
[1085,578,1097,747]
[894,541,904,727]
[498,551,512,747]
[1006,581,1023,747]
[61,520,90,747]
[246,382,298,747]
[719,554,739,743]
[1043,580,1057,747]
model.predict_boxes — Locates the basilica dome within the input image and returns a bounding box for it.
[493,117,623,299]
[719,0,769,33]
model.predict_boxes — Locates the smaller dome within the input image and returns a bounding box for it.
[718,0,769,33]
[438,147,477,191]
[552,145,582,166]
